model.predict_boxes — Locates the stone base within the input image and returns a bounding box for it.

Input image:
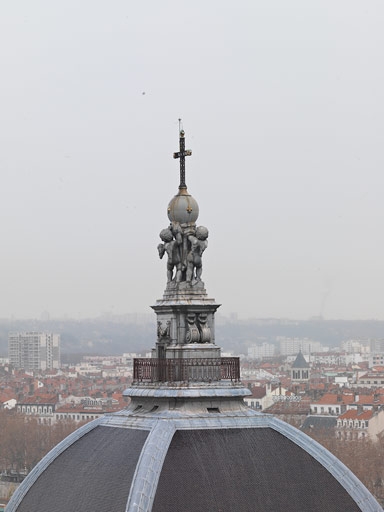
[165,344,220,359]
[162,280,207,300]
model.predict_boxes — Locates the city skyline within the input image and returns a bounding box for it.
[1,1,383,320]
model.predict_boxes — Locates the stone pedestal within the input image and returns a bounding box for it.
[152,281,220,355]
[150,281,222,385]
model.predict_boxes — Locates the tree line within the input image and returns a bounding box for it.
[0,409,81,474]
[306,429,384,506]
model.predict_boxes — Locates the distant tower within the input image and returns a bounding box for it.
[291,350,310,383]
[7,127,381,512]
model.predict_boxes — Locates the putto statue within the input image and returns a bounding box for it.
[158,223,209,285]
[157,226,182,283]
[186,225,208,282]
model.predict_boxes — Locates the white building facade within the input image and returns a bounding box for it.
[278,337,326,356]
[247,343,276,360]
[8,332,60,371]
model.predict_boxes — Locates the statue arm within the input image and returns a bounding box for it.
[199,240,208,256]
[157,243,166,259]
[172,224,183,245]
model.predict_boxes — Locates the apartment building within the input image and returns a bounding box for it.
[8,332,60,371]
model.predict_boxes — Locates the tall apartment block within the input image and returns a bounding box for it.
[8,332,60,371]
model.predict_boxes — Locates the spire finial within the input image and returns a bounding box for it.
[173,119,192,189]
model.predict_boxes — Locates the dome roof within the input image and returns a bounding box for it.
[7,392,381,512]
[167,187,199,224]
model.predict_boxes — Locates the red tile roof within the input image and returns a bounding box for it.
[339,409,373,421]
[0,391,16,403]
[312,393,354,405]
[19,395,57,405]
[250,386,266,399]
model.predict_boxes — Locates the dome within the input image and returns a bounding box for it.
[6,390,381,512]
[167,187,199,224]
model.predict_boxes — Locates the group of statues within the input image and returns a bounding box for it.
[157,223,209,284]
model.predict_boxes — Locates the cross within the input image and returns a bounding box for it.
[173,121,192,189]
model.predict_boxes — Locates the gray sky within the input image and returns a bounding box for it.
[0,1,383,320]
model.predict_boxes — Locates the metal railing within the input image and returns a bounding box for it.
[133,357,240,383]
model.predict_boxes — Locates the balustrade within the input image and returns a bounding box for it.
[133,357,240,383]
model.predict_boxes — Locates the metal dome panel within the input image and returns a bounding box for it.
[7,423,148,512]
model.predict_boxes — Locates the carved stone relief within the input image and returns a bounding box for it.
[186,313,212,344]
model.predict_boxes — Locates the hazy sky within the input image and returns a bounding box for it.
[0,1,383,320]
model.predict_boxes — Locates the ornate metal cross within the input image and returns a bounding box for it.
[173,123,192,189]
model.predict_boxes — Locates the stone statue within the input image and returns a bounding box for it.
[157,320,171,339]
[186,226,208,283]
[157,227,182,283]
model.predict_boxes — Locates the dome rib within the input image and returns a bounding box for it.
[126,421,176,512]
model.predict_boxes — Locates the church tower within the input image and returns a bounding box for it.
[7,127,381,512]
[291,350,310,383]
